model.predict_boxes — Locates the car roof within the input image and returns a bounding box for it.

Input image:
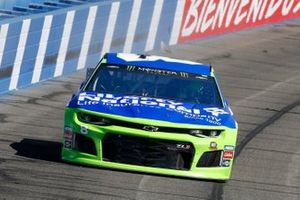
[105,53,213,76]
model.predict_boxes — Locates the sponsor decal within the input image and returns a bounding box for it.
[221,159,231,167]
[78,92,201,116]
[64,127,73,140]
[180,113,223,125]
[80,125,88,135]
[224,145,235,151]
[64,140,72,149]
[223,150,234,159]
[132,66,179,76]
[204,107,228,117]
[180,0,300,42]
[64,127,74,149]
[126,65,207,79]
[77,93,226,125]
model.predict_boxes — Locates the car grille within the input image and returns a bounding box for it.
[102,134,195,170]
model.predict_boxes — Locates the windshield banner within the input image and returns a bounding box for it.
[179,0,300,42]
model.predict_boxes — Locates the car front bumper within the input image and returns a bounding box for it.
[61,108,238,180]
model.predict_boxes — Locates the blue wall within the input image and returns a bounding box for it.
[0,0,182,94]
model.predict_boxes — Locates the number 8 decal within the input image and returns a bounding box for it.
[80,125,88,135]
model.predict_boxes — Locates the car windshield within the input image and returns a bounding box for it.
[84,64,223,107]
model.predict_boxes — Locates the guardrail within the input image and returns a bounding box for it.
[0,0,300,94]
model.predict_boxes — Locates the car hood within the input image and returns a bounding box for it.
[67,92,237,128]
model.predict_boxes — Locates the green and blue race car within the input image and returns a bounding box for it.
[61,53,238,180]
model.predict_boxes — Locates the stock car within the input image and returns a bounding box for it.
[61,53,238,180]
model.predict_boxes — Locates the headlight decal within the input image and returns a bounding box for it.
[189,129,222,137]
[77,112,111,125]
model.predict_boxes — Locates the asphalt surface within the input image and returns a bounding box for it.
[1,20,300,200]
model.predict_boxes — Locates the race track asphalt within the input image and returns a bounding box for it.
[0,20,300,200]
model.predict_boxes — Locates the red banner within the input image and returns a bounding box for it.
[179,0,300,42]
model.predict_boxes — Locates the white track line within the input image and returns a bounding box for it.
[31,15,53,84]
[54,10,75,77]
[9,19,31,90]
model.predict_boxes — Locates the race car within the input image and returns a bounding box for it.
[61,53,238,180]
